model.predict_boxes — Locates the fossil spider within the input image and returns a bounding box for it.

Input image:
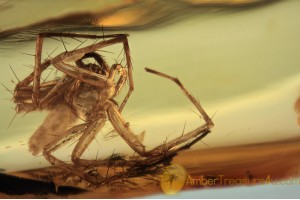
[13,33,214,186]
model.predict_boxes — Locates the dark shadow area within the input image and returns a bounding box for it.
[0,0,281,46]
[0,173,85,196]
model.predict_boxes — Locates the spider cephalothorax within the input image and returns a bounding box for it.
[63,53,126,121]
[13,33,213,186]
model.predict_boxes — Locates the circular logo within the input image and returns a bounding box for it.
[160,163,188,195]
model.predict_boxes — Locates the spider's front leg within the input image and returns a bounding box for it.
[106,68,214,158]
[144,68,214,155]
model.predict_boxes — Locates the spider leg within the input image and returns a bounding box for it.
[70,112,138,168]
[13,59,52,111]
[51,36,128,88]
[14,76,73,113]
[114,69,127,97]
[106,68,213,157]
[107,102,208,157]
[30,33,127,105]
[44,111,138,185]
[38,32,129,40]
[70,115,106,166]
[144,68,214,155]
[52,60,109,88]
[24,33,134,110]
[39,76,73,109]
[106,63,127,98]
[16,60,51,89]
[43,120,105,186]
[106,101,147,156]
[145,68,213,126]
[32,34,47,106]
[56,34,134,112]
[119,37,133,112]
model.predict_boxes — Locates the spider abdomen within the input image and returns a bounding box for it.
[70,83,115,120]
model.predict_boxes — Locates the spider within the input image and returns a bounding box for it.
[13,33,214,186]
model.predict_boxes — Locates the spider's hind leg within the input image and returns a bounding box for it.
[43,112,138,186]
[42,121,105,186]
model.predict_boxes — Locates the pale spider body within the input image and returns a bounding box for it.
[13,33,213,186]
[71,83,108,119]
[28,52,131,156]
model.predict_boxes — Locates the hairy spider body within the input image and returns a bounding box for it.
[13,33,213,186]
[28,52,130,157]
